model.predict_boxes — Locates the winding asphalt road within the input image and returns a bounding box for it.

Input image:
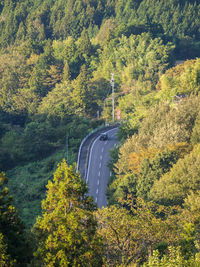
[86,128,118,208]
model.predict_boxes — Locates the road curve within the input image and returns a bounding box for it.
[86,128,118,208]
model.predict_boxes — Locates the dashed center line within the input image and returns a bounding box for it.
[101,147,104,153]
[97,180,99,185]
[99,162,102,168]
[98,171,101,177]
[96,188,98,194]
[100,155,103,160]
[95,197,97,202]
[105,141,108,145]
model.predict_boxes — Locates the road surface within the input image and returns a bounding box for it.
[86,128,118,208]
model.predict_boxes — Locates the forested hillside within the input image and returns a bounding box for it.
[0,0,200,266]
[1,0,200,58]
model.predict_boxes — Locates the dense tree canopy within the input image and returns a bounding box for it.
[1,0,200,265]
[1,0,200,59]
[150,145,200,205]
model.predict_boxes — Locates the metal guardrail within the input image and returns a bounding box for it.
[85,126,118,183]
[76,124,108,173]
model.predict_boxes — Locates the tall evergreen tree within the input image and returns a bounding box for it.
[71,64,89,116]
[33,161,102,266]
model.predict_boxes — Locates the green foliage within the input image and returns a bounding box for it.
[76,28,92,60]
[137,150,178,200]
[0,0,200,60]
[70,64,89,116]
[139,96,200,148]
[97,198,177,266]
[156,59,200,101]
[0,233,14,267]
[52,36,84,79]
[0,52,28,113]
[117,118,140,141]
[86,77,110,117]
[150,145,200,205]
[22,121,55,160]
[0,121,55,168]
[1,1,200,264]
[96,205,140,266]
[93,33,174,90]
[33,161,102,266]
[175,191,200,258]
[143,246,195,267]
[0,172,32,265]
[114,95,199,178]
[0,113,93,170]
[7,150,66,227]
[107,172,137,205]
[109,96,198,205]
[37,81,74,118]
[191,111,200,145]
[5,114,94,227]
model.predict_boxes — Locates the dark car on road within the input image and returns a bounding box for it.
[99,133,108,141]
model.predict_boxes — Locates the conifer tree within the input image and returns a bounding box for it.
[33,160,102,266]
[71,64,89,115]
[76,28,92,60]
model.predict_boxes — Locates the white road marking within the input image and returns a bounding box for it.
[96,188,98,194]
[97,180,100,185]
[110,171,112,176]
[95,197,97,202]
[99,162,102,168]
[101,147,104,153]
[98,171,101,176]
[105,141,108,145]
[86,127,118,183]
[100,155,103,160]
[86,135,100,183]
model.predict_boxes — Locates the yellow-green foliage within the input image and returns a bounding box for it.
[143,246,200,267]
[37,82,74,118]
[96,199,178,266]
[150,145,200,205]
[115,95,199,177]
[0,233,14,267]
[156,59,200,100]
[93,33,174,89]
[33,161,102,266]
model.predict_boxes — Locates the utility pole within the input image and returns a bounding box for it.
[110,73,115,123]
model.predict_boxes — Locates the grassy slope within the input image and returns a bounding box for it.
[7,149,67,227]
